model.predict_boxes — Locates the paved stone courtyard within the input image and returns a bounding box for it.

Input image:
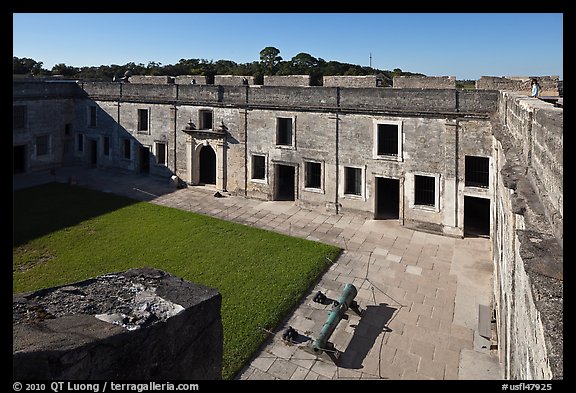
[14,168,503,380]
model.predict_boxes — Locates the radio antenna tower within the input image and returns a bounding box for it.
[369,52,372,68]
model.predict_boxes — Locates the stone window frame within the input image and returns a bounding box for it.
[35,134,50,158]
[250,152,268,184]
[77,133,84,154]
[154,141,167,166]
[198,109,214,130]
[102,135,111,158]
[303,158,325,194]
[340,164,366,201]
[13,105,28,130]
[410,171,441,212]
[275,116,296,150]
[87,105,98,128]
[465,155,490,189]
[122,138,132,161]
[373,119,403,162]
[137,108,150,134]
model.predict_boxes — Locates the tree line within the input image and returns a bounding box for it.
[13,47,424,86]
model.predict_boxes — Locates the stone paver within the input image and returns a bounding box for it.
[13,167,503,380]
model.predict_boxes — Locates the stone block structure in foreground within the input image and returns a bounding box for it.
[13,268,223,380]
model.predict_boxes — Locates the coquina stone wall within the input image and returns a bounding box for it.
[13,268,223,380]
[175,75,207,85]
[128,75,175,84]
[393,75,456,89]
[323,75,389,88]
[264,75,310,87]
[214,75,254,85]
[13,81,563,379]
[477,76,560,97]
[492,92,563,379]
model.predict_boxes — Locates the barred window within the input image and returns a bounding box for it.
[344,167,362,196]
[137,109,149,132]
[465,156,489,188]
[36,135,49,156]
[414,175,435,206]
[155,142,166,165]
[88,106,97,127]
[103,136,110,156]
[276,118,293,146]
[14,105,27,129]
[305,162,321,189]
[376,124,398,156]
[77,134,84,152]
[252,155,266,180]
[123,139,131,159]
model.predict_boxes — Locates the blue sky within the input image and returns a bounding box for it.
[13,13,563,80]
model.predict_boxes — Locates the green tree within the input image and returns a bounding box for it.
[291,52,318,72]
[214,60,238,75]
[51,63,79,77]
[13,57,45,75]
[146,61,163,76]
[259,47,282,75]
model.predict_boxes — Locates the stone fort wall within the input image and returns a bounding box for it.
[477,76,560,97]
[492,92,563,379]
[13,80,563,379]
[393,75,456,89]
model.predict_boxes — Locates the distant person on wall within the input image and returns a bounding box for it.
[530,78,541,97]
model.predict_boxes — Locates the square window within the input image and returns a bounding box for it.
[155,142,166,165]
[305,162,321,189]
[123,139,131,159]
[137,109,149,132]
[88,106,97,127]
[199,110,213,130]
[103,136,110,156]
[252,155,266,180]
[14,105,27,129]
[414,175,435,206]
[344,167,362,196]
[276,118,293,146]
[77,134,84,152]
[376,124,398,156]
[465,156,489,188]
[36,135,49,156]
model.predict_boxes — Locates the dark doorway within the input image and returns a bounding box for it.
[375,177,400,219]
[199,145,216,184]
[275,164,295,201]
[90,140,98,166]
[139,146,150,174]
[464,196,490,238]
[13,145,26,174]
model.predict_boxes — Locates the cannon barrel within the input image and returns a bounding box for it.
[313,283,357,352]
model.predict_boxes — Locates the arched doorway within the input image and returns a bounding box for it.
[199,145,216,185]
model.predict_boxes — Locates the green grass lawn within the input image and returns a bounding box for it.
[13,183,341,379]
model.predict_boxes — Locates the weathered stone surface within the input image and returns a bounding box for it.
[264,75,310,87]
[323,75,390,88]
[476,76,560,96]
[492,101,562,379]
[393,75,456,89]
[13,80,563,380]
[214,75,254,86]
[175,75,207,85]
[128,75,174,84]
[13,268,223,380]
